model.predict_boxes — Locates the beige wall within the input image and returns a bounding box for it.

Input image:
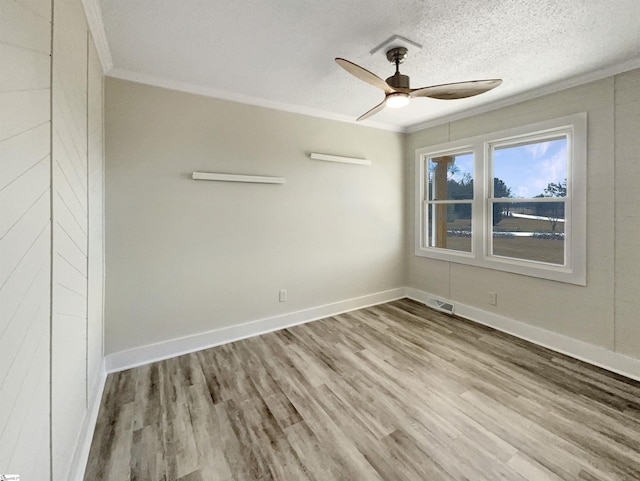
[0,0,105,478]
[104,78,405,354]
[105,71,640,365]
[406,70,640,359]
[614,70,640,357]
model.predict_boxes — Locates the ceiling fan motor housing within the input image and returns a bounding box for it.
[386,72,410,90]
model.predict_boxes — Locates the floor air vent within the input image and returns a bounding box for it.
[426,296,454,315]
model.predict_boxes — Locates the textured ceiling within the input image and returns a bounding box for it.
[100,0,640,131]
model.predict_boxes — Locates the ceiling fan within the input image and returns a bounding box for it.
[336,47,502,121]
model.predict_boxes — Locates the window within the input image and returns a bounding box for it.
[415,113,586,285]
[425,152,474,253]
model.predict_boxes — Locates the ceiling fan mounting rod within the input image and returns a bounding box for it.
[385,47,410,90]
[386,47,408,67]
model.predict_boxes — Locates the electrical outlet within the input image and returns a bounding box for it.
[279,289,287,302]
[488,291,497,306]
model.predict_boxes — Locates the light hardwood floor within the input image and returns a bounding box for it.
[85,299,640,480]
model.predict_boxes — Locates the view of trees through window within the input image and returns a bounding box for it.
[427,136,568,265]
[427,153,473,253]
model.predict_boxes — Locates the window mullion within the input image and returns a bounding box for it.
[474,143,487,259]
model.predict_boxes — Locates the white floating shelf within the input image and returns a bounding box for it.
[192,172,286,184]
[309,153,371,166]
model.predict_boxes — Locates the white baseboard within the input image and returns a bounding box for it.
[68,359,108,481]
[78,287,640,480]
[405,287,640,383]
[105,288,406,373]
[105,286,640,382]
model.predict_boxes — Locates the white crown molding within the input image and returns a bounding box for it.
[105,288,406,372]
[405,287,640,383]
[81,0,113,73]
[105,59,640,135]
[406,57,640,133]
[107,68,405,133]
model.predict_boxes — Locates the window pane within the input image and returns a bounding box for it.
[491,202,565,265]
[427,202,472,252]
[428,153,473,201]
[492,137,567,199]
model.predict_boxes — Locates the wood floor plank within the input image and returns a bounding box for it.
[85,299,640,480]
[284,421,345,481]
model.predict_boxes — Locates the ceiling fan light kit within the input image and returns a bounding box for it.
[385,92,410,108]
[336,47,502,121]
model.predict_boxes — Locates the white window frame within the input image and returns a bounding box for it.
[414,113,587,285]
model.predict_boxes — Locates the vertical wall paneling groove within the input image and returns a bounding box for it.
[612,76,618,355]
[49,0,55,477]
[48,0,105,478]
[0,0,52,479]
[86,28,90,409]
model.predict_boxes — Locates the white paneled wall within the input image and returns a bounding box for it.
[0,1,52,480]
[87,38,104,411]
[51,0,89,475]
[1,0,105,479]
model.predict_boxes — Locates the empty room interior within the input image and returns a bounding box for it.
[3,0,640,480]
